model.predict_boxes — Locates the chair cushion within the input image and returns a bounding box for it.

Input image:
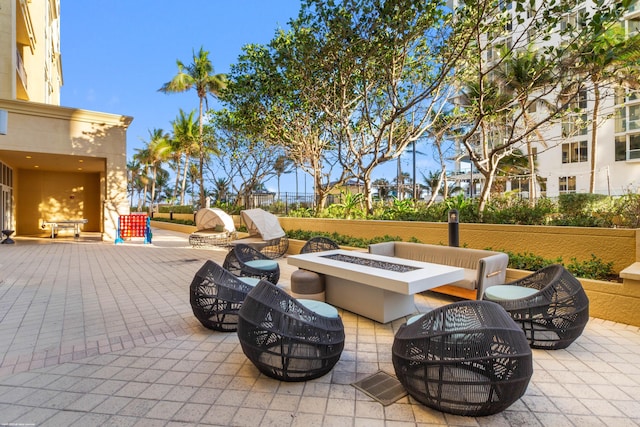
[245,260,279,271]
[239,276,260,287]
[406,314,424,325]
[298,299,339,318]
[484,285,539,301]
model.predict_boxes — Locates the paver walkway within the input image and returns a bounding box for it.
[0,228,638,426]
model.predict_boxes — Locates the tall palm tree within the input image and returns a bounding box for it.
[136,129,171,215]
[159,47,226,208]
[126,159,144,209]
[170,109,198,205]
[273,155,293,199]
[495,46,553,205]
[569,25,640,192]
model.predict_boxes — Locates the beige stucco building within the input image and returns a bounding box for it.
[0,0,131,241]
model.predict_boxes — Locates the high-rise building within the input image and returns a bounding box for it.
[0,0,131,240]
[450,0,640,199]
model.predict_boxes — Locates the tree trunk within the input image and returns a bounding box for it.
[180,156,190,206]
[590,82,601,193]
[198,97,206,208]
[527,140,536,207]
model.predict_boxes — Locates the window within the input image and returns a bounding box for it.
[562,141,588,163]
[562,89,588,137]
[562,114,588,137]
[616,135,627,161]
[630,104,640,130]
[561,8,587,31]
[632,134,640,159]
[559,176,576,193]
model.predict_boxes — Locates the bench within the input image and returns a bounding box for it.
[368,242,509,300]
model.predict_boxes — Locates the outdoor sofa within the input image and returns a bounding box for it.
[368,241,509,300]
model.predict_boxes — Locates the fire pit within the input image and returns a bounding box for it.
[288,249,464,323]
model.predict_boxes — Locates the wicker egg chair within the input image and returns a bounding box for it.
[237,280,345,382]
[392,300,533,416]
[189,260,256,332]
[484,264,589,349]
[223,243,280,284]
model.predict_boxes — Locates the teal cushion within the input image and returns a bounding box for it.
[239,276,260,287]
[484,285,539,301]
[245,260,278,271]
[298,299,339,318]
[406,314,424,325]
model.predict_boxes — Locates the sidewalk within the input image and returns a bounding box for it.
[0,228,638,426]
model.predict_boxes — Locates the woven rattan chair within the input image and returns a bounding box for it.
[483,264,589,349]
[237,280,345,382]
[300,236,340,254]
[189,260,256,332]
[259,236,290,259]
[392,300,533,417]
[223,243,280,284]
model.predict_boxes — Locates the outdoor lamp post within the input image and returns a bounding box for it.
[448,209,459,247]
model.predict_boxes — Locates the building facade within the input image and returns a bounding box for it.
[450,0,640,199]
[0,0,131,240]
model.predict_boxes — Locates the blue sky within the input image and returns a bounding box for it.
[60,1,436,195]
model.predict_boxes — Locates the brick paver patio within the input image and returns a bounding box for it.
[0,228,638,426]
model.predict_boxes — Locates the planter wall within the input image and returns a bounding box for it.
[278,217,637,274]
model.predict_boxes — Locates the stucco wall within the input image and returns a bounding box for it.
[18,169,101,235]
[278,217,637,274]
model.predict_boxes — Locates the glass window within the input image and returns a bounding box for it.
[615,135,627,161]
[631,133,640,159]
[629,104,640,130]
[561,141,587,163]
[559,176,576,193]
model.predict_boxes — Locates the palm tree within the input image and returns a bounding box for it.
[211,177,231,204]
[273,155,293,199]
[126,159,144,209]
[136,129,171,215]
[495,46,553,205]
[170,109,198,205]
[373,178,391,200]
[159,47,226,208]
[569,25,640,193]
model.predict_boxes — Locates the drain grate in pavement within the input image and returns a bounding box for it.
[352,370,407,406]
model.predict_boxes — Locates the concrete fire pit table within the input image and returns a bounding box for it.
[287,249,464,323]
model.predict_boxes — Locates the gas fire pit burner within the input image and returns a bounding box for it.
[321,253,419,273]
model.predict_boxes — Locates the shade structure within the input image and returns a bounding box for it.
[195,208,236,232]
[392,300,533,417]
[189,260,255,332]
[484,264,589,349]
[189,208,237,248]
[236,208,288,258]
[237,280,345,382]
[240,208,285,241]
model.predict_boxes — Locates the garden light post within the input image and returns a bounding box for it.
[448,209,459,247]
